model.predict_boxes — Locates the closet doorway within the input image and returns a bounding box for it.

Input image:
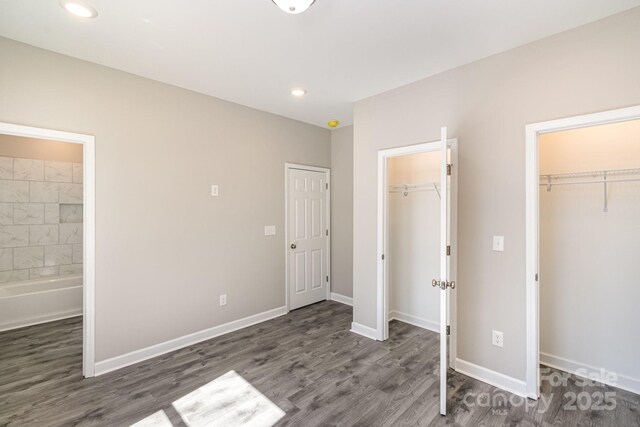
[525,105,640,399]
[376,129,458,415]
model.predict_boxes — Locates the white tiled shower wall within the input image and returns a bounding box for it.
[0,157,83,282]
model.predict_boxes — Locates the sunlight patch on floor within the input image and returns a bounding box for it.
[130,410,173,427]
[131,370,285,427]
[172,370,285,426]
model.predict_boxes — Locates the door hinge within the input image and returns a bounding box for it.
[326,183,329,190]
[326,275,329,282]
[381,254,385,260]
[326,229,329,236]
[446,325,451,336]
[447,164,452,176]
[446,245,451,256]
[535,273,539,282]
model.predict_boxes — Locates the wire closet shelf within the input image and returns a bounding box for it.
[389,183,441,199]
[539,167,640,212]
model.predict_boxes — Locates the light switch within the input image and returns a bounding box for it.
[211,185,219,196]
[493,235,505,252]
[264,225,276,236]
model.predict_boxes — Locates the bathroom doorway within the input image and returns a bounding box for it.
[0,122,95,377]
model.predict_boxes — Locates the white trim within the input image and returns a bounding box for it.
[449,138,459,369]
[456,358,527,397]
[0,310,82,333]
[540,352,640,395]
[525,105,640,399]
[350,322,379,341]
[284,163,331,312]
[0,121,96,378]
[438,128,448,416]
[95,306,287,376]
[376,149,386,341]
[330,292,353,306]
[389,311,439,333]
[525,122,539,399]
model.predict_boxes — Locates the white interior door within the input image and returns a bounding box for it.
[288,168,329,310]
[437,127,452,416]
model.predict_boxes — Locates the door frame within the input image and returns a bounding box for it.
[0,121,96,378]
[524,104,640,399]
[376,139,458,368]
[284,163,331,312]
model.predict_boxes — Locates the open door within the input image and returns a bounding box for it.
[433,127,453,416]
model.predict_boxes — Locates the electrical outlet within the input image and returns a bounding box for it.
[264,225,276,236]
[492,235,505,252]
[492,330,504,348]
[211,185,219,197]
[219,294,227,306]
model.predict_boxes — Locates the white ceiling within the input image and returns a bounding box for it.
[1,1,639,128]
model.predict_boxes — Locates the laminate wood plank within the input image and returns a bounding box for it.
[1,301,638,426]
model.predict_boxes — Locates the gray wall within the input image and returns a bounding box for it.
[352,8,640,381]
[330,126,353,298]
[388,153,440,328]
[0,37,330,362]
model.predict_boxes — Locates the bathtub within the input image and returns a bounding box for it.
[0,275,82,332]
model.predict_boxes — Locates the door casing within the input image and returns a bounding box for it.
[284,163,331,312]
[524,104,640,399]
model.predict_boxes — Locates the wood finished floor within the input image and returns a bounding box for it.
[1,301,638,426]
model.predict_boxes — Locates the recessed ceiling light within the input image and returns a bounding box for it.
[272,0,316,15]
[60,1,98,18]
[290,88,307,97]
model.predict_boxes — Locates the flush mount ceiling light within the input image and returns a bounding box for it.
[290,88,308,97]
[60,0,98,18]
[272,0,316,15]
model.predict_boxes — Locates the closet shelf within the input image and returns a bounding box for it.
[540,167,640,188]
[389,183,441,198]
[539,167,640,212]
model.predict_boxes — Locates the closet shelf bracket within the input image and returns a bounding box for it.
[603,171,608,213]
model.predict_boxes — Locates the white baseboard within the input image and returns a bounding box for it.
[456,358,527,397]
[540,352,640,395]
[0,309,82,332]
[389,310,439,333]
[95,306,287,376]
[330,292,353,306]
[350,322,379,341]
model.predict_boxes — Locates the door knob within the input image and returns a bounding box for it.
[291,243,297,249]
